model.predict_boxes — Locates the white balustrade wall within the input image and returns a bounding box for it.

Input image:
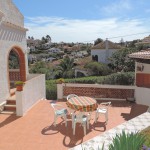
[16,74,45,116]
[135,87,150,106]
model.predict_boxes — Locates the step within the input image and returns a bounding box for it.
[7,99,16,105]
[7,95,16,105]
[7,95,16,101]
[4,104,16,111]
[10,88,16,96]
[1,110,16,115]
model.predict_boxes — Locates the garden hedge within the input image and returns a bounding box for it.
[46,72,135,100]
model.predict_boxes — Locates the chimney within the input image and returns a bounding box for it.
[105,38,109,64]
[105,38,109,50]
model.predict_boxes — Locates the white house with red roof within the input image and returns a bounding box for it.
[91,39,121,64]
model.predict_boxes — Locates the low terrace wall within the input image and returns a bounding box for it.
[57,83,135,100]
[16,74,45,116]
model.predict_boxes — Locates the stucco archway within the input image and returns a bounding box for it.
[8,46,26,89]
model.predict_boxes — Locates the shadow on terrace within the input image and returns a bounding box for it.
[0,115,20,128]
[41,99,148,149]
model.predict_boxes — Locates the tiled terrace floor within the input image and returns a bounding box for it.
[0,100,148,150]
[71,112,150,150]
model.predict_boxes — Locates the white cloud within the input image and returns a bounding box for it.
[101,0,132,16]
[25,16,150,43]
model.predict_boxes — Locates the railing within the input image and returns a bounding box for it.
[9,69,20,81]
[16,74,45,116]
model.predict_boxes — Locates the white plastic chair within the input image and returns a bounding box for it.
[51,103,68,127]
[95,102,111,124]
[72,112,90,136]
[67,94,78,101]
[67,94,78,114]
[147,106,150,113]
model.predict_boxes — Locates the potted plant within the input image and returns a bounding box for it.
[56,78,65,84]
[15,81,25,91]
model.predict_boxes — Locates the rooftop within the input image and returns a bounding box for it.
[0,99,148,150]
[91,40,121,50]
[129,49,150,59]
[136,36,150,45]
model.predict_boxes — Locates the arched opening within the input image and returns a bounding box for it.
[95,55,98,62]
[8,47,26,90]
[92,55,98,62]
[92,55,95,61]
[76,71,85,78]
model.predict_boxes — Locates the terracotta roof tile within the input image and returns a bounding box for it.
[91,40,121,50]
[129,49,150,59]
[136,36,150,45]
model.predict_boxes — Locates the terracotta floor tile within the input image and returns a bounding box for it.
[0,100,148,150]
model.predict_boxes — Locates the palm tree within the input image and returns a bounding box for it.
[46,35,51,41]
[55,56,75,78]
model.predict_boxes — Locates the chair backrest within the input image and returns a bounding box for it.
[67,94,78,101]
[100,102,111,106]
[51,103,64,111]
[51,103,67,115]
[73,112,87,123]
[99,102,111,110]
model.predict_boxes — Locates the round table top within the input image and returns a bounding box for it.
[66,96,98,112]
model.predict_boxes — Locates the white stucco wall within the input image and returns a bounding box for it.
[0,10,4,23]
[136,62,150,74]
[91,49,117,64]
[0,0,28,103]
[135,87,150,106]
[16,74,46,116]
[134,62,150,106]
[0,32,28,103]
[0,0,24,27]
[57,84,63,99]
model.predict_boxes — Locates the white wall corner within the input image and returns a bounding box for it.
[16,91,24,116]
[57,84,63,99]
[135,86,150,106]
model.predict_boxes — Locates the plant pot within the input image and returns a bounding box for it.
[57,81,63,84]
[16,85,23,91]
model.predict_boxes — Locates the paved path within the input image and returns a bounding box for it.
[70,112,150,150]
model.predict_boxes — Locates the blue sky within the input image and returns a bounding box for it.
[13,0,150,43]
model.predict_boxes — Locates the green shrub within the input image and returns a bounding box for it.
[46,80,57,100]
[84,61,112,76]
[15,81,25,86]
[109,130,146,150]
[56,78,65,84]
[66,72,134,85]
[46,72,135,100]
[141,126,150,147]
[102,72,135,85]
[65,76,102,84]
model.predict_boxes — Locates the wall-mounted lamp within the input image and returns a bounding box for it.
[137,64,144,72]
